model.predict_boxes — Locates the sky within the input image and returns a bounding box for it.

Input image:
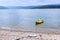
[0,0,60,6]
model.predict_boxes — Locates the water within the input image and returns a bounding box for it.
[0,9,60,32]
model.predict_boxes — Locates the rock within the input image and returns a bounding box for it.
[28,34,37,38]
[40,35,42,37]
[16,38,21,40]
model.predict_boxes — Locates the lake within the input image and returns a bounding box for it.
[0,9,60,32]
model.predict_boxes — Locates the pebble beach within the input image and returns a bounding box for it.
[0,29,60,40]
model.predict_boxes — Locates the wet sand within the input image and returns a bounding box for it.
[0,29,60,40]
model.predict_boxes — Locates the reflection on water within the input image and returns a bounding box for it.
[0,9,60,32]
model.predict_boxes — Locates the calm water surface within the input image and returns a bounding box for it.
[0,9,60,32]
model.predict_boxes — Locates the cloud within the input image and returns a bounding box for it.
[0,0,60,6]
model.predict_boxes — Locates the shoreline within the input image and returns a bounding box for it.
[0,29,60,40]
[0,28,60,34]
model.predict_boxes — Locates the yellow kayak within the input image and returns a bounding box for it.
[36,18,43,24]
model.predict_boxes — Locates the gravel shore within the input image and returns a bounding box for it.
[0,29,60,40]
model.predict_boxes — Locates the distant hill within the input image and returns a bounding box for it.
[0,4,60,9]
[32,4,60,9]
[7,6,35,9]
[0,6,8,9]
[9,4,60,9]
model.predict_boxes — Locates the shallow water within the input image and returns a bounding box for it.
[0,9,60,32]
